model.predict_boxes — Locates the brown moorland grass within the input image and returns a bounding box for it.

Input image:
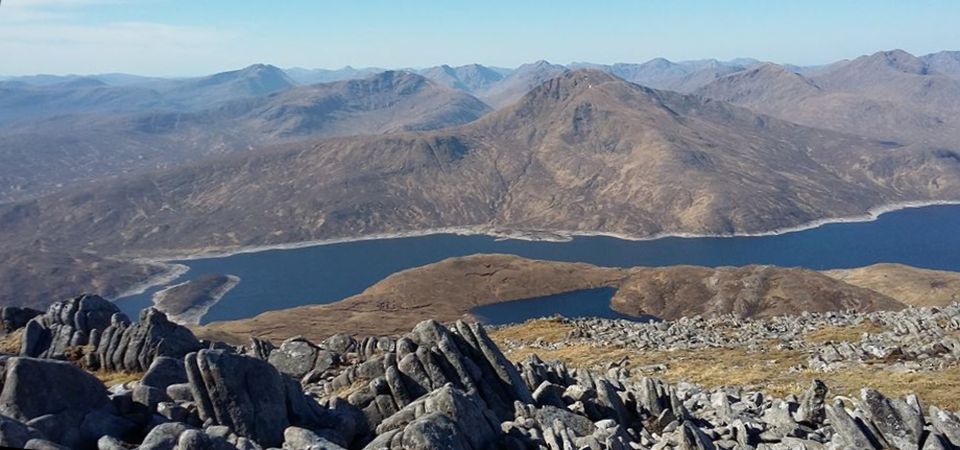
[491,319,960,410]
[804,320,887,344]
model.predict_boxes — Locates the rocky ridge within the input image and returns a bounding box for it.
[0,294,957,449]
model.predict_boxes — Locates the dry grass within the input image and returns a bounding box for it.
[490,317,576,343]
[804,320,886,344]
[92,370,143,386]
[0,329,23,354]
[492,319,960,411]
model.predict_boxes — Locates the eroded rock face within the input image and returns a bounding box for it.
[20,297,202,373]
[20,294,122,359]
[89,307,202,373]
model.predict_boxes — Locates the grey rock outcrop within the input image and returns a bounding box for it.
[20,294,122,359]
[0,357,132,449]
[0,306,41,334]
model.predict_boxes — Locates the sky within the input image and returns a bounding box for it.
[1,0,958,76]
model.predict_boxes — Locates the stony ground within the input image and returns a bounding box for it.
[2,296,960,449]
[491,304,960,410]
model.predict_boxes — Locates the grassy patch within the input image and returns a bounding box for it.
[489,317,576,343]
[805,320,886,344]
[92,370,143,386]
[0,329,23,354]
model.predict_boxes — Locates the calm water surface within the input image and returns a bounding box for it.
[117,205,960,324]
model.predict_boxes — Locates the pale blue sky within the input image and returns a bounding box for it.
[1,0,957,76]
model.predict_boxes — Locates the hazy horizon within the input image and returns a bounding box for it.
[1,0,958,77]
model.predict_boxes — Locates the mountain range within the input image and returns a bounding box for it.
[2,49,960,308]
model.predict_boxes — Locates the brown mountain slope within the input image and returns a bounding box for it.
[611,265,905,320]
[3,69,960,261]
[824,263,960,307]
[198,255,911,343]
[696,50,960,146]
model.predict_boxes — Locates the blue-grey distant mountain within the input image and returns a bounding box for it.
[417,64,506,93]
[0,71,490,202]
[475,60,569,107]
[697,49,960,146]
[283,66,387,84]
[923,51,960,79]
[570,58,751,93]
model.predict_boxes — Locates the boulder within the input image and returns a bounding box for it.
[141,356,188,390]
[269,337,321,379]
[186,349,289,447]
[0,413,43,448]
[0,357,131,449]
[283,426,347,450]
[860,388,923,450]
[0,306,41,333]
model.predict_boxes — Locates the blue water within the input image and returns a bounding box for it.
[472,288,651,325]
[117,205,960,324]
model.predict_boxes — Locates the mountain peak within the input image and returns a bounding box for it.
[861,49,927,74]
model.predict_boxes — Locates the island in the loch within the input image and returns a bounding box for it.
[196,254,960,343]
[151,274,240,325]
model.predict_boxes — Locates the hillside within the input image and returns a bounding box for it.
[611,265,905,319]
[824,263,960,307]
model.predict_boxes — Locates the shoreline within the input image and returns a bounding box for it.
[110,261,190,300]
[113,199,960,302]
[151,274,240,325]
[148,199,960,261]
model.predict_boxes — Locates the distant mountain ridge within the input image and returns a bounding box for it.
[0,70,489,202]
[696,49,960,146]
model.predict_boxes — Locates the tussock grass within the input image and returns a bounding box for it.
[491,317,575,343]
[0,329,23,355]
[804,320,886,344]
[92,370,143,386]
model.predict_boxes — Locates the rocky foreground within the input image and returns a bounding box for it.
[1,296,959,449]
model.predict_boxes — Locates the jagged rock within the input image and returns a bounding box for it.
[824,399,880,449]
[166,383,194,402]
[376,385,499,450]
[532,381,566,408]
[142,356,188,390]
[20,295,123,359]
[0,306,41,333]
[534,405,594,437]
[269,337,322,379]
[860,388,923,450]
[140,422,192,450]
[24,438,72,450]
[401,412,473,450]
[186,349,289,447]
[676,421,716,450]
[96,435,128,450]
[795,379,828,426]
[0,413,43,448]
[929,406,960,446]
[324,334,357,354]
[245,337,275,360]
[283,426,347,450]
